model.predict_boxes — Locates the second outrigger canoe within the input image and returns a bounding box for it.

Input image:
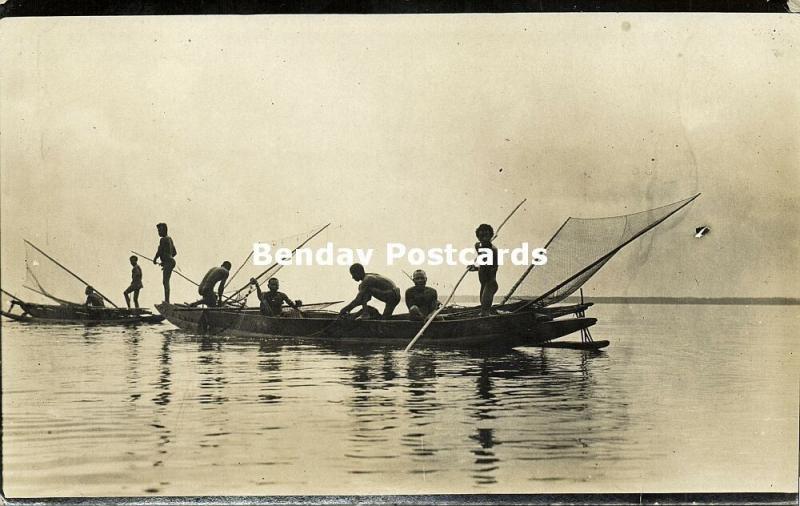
[155,303,598,349]
[2,300,165,325]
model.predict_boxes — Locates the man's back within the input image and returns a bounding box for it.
[199,266,228,293]
[361,273,397,293]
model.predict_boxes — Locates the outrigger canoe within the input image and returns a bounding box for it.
[155,303,598,350]
[2,300,165,325]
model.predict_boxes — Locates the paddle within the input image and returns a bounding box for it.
[25,239,119,308]
[404,199,527,352]
[131,250,199,287]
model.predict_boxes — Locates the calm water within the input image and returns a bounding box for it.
[2,304,797,497]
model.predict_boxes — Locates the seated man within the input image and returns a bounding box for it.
[340,263,401,320]
[84,286,105,307]
[190,261,231,307]
[250,277,303,317]
[405,269,440,321]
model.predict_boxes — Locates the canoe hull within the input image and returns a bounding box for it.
[156,304,596,349]
[2,302,165,325]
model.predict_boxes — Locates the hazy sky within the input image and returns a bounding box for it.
[1,14,798,306]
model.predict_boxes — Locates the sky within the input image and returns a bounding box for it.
[1,14,798,307]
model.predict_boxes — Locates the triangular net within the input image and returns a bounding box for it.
[24,242,86,305]
[221,224,332,307]
[506,194,699,307]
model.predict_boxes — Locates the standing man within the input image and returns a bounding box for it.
[153,222,177,304]
[123,255,143,309]
[405,269,440,321]
[190,261,231,307]
[340,263,401,320]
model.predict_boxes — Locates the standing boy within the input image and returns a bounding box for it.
[123,255,143,309]
[468,223,498,317]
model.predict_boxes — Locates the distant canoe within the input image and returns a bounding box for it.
[155,303,596,350]
[2,301,165,325]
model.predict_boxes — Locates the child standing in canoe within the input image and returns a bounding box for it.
[469,223,498,317]
[123,255,143,309]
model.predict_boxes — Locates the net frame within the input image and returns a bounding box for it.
[505,193,700,308]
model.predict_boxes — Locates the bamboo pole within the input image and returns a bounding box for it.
[404,199,526,352]
[25,239,119,308]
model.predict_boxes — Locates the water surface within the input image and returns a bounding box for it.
[2,304,797,496]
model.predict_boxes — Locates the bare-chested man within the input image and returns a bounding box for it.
[153,222,177,304]
[84,286,105,307]
[405,269,440,321]
[339,263,401,319]
[189,261,231,308]
[250,277,303,317]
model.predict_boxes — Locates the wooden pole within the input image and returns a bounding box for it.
[404,199,527,352]
[224,250,254,289]
[25,239,119,308]
[222,223,331,304]
[131,250,199,287]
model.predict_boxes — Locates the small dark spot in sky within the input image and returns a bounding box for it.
[621,21,631,31]
[504,138,510,142]
[651,158,655,162]
[499,168,503,173]
[145,488,159,493]
[188,39,191,42]
[677,52,682,58]
[695,226,710,238]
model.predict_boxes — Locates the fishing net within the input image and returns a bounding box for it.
[506,194,699,307]
[221,224,331,307]
[23,241,87,305]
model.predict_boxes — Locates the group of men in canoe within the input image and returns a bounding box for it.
[93,221,500,320]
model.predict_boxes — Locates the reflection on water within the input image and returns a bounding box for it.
[2,304,798,496]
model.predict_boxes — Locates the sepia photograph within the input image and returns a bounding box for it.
[1,12,798,502]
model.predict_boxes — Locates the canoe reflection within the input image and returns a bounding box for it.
[130,330,615,488]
